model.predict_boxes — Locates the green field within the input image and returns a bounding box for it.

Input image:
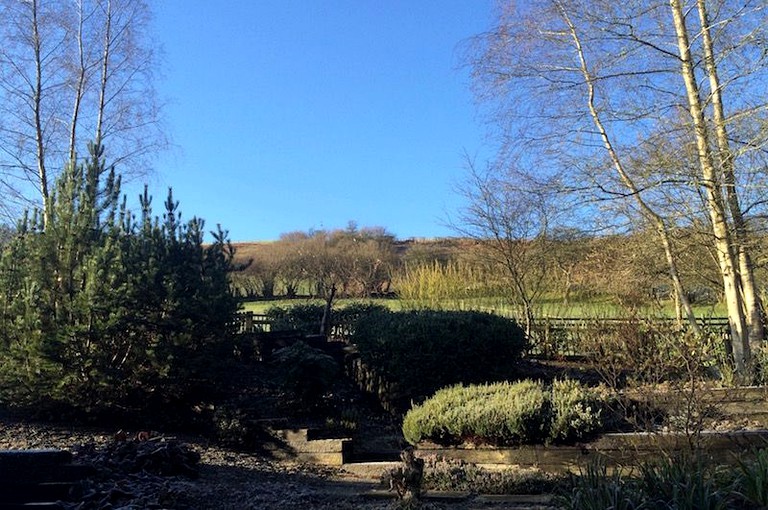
[239,296,728,319]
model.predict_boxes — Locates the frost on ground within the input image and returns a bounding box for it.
[0,418,467,509]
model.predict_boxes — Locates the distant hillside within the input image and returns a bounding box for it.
[230,237,474,266]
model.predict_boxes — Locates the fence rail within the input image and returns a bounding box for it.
[232,311,733,358]
[232,311,356,340]
[528,316,731,358]
[232,311,273,333]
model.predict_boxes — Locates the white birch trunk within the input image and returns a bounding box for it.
[669,0,749,372]
[557,1,700,334]
[696,0,764,352]
[31,0,49,226]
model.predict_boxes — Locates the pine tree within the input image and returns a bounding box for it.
[0,144,239,418]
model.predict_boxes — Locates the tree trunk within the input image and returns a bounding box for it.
[557,1,700,334]
[95,0,113,146]
[31,0,49,226]
[696,0,764,351]
[669,0,749,372]
[69,0,88,162]
[320,283,336,337]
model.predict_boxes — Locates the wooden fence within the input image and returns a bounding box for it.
[232,311,356,340]
[528,316,731,358]
[232,311,732,359]
[232,311,273,334]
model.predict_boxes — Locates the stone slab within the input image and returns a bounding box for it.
[0,482,73,504]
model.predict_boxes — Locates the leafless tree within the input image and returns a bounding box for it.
[453,159,556,336]
[465,0,768,374]
[0,0,165,224]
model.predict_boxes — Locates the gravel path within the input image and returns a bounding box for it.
[0,418,541,509]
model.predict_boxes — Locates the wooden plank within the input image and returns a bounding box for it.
[0,482,73,504]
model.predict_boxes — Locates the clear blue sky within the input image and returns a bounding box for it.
[147,1,496,242]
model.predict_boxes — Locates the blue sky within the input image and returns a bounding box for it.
[147,1,496,242]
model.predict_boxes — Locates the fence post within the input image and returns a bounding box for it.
[244,311,253,333]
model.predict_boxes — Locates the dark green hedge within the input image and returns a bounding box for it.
[265,301,389,335]
[265,303,325,333]
[351,310,527,412]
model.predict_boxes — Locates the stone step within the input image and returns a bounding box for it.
[360,489,556,508]
[270,428,353,465]
[0,504,67,509]
[0,450,72,471]
[346,449,401,463]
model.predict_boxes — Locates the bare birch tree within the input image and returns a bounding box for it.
[0,0,165,224]
[465,0,768,374]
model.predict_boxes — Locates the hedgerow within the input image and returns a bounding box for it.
[265,301,388,335]
[351,309,527,411]
[265,303,325,333]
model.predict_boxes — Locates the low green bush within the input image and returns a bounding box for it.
[352,309,527,411]
[402,379,604,446]
[550,379,604,442]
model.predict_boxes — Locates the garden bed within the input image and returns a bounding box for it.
[415,429,768,473]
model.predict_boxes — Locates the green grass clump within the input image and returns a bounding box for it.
[557,453,768,510]
[560,461,641,510]
[734,449,768,508]
[402,379,603,446]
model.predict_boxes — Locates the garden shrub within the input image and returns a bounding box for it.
[265,303,325,334]
[417,455,563,495]
[351,309,527,411]
[0,145,240,423]
[577,319,723,389]
[333,301,389,324]
[402,379,604,446]
[212,401,267,450]
[265,301,388,335]
[550,379,604,442]
[271,341,339,402]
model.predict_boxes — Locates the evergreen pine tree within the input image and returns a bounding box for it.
[0,144,239,420]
